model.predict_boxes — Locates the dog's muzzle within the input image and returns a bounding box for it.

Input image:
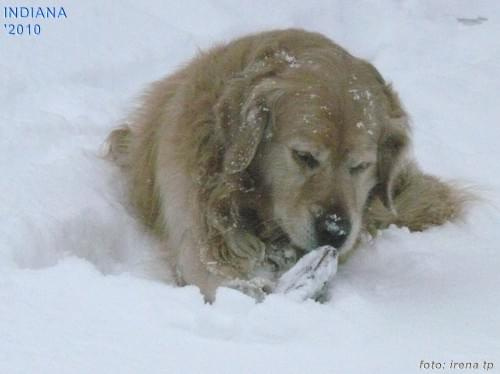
[315,211,351,249]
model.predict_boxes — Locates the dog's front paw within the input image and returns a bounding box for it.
[223,277,274,302]
[224,229,266,262]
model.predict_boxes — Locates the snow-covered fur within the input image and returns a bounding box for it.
[106,29,468,301]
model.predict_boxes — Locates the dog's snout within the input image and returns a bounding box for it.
[315,212,351,249]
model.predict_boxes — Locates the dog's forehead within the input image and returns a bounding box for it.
[343,76,388,144]
[275,86,381,152]
[277,98,337,145]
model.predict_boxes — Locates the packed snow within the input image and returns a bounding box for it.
[1,1,500,373]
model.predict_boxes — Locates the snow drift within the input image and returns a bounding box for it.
[1,1,499,373]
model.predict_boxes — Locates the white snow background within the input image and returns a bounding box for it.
[1,1,500,373]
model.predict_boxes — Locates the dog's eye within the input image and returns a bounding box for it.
[292,150,319,169]
[349,162,372,175]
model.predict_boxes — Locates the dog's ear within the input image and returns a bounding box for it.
[219,92,271,175]
[215,66,282,174]
[214,47,290,175]
[376,85,410,210]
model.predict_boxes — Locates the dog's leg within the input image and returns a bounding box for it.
[394,171,465,230]
[366,164,470,232]
[222,277,275,302]
[103,126,132,167]
[224,229,266,264]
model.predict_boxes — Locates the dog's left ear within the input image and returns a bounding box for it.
[377,85,410,210]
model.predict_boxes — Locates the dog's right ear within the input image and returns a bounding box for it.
[215,64,284,174]
[217,89,271,175]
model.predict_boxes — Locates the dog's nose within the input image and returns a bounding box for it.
[315,213,351,249]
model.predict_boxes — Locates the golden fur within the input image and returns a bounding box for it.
[106,29,468,301]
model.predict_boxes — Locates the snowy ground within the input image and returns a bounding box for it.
[1,1,500,373]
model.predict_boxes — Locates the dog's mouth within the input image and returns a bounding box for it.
[281,214,358,255]
[255,216,315,253]
[256,222,309,272]
[255,218,291,247]
[244,206,357,260]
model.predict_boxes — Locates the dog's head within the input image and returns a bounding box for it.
[216,52,409,255]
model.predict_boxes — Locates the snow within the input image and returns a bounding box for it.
[1,1,500,373]
[275,50,301,68]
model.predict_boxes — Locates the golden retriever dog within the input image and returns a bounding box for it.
[106,29,468,301]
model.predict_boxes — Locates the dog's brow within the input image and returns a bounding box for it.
[288,138,330,160]
[346,147,377,163]
[289,138,321,149]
